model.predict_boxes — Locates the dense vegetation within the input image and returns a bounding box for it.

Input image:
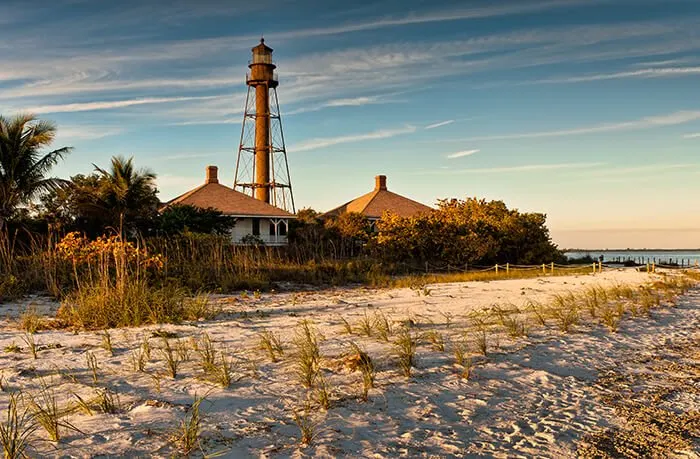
[1,113,566,327]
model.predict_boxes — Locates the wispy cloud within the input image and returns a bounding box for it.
[422,162,605,175]
[168,119,243,126]
[508,66,700,86]
[426,120,455,130]
[266,0,601,40]
[151,153,219,161]
[448,111,700,142]
[447,149,479,159]
[683,133,700,139]
[54,125,124,141]
[325,96,381,107]
[583,163,700,176]
[26,95,221,114]
[290,125,417,152]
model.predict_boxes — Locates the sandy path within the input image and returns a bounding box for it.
[0,269,698,457]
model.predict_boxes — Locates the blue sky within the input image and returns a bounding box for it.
[2,0,700,249]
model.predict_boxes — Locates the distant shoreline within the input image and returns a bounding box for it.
[565,248,700,252]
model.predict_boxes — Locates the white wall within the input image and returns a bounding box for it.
[229,217,289,245]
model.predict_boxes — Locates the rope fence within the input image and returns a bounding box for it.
[393,260,700,276]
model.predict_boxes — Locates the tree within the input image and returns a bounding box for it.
[39,156,159,236]
[0,114,71,228]
[93,155,159,232]
[324,212,372,258]
[157,205,235,235]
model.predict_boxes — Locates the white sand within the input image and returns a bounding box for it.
[0,269,698,457]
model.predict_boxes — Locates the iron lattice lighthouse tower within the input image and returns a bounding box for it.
[234,39,295,213]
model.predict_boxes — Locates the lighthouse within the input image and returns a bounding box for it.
[234,39,295,213]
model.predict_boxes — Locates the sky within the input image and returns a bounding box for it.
[2,0,700,249]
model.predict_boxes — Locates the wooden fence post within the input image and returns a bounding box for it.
[542,263,546,274]
[495,264,499,273]
[506,263,510,274]
[550,262,554,273]
[592,262,596,274]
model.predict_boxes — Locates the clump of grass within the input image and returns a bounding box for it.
[355,310,374,337]
[196,333,217,373]
[94,388,121,414]
[29,384,81,443]
[423,330,445,351]
[127,344,148,373]
[452,338,468,366]
[0,392,37,459]
[172,395,205,456]
[314,373,332,410]
[141,336,152,360]
[4,343,21,353]
[211,351,237,388]
[58,279,207,330]
[494,306,528,339]
[21,333,38,359]
[86,351,99,383]
[349,342,374,401]
[393,328,417,378]
[451,338,473,379]
[19,305,43,334]
[292,403,319,447]
[550,293,579,333]
[258,330,284,362]
[150,373,163,393]
[526,299,548,326]
[71,392,94,416]
[183,292,218,321]
[101,331,114,356]
[599,302,624,333]
[293,321,321,388]
[0,373,7,392]
[638,288,660,316]
[374,311,394,341]
[338,315,353,335]
[175,338,190,362]
[472,328,489,356]
[581,286,603,318]
[160,338,181,379]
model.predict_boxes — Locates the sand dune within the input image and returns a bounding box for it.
[0,269,697,457]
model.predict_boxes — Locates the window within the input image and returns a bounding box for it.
[252,218,260,236]
[279,221,288,236]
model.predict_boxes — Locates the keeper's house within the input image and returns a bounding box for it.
[161,166,293,245]
[324,175,433,226]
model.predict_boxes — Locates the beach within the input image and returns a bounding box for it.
[0,269,698,457]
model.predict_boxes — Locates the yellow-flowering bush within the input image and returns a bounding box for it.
[371,198,562,267]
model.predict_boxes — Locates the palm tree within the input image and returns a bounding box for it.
[0,114,71,228]
[93,155,159,233]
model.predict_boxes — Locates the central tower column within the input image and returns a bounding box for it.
[254,83,270,202]
[247,38,277,204]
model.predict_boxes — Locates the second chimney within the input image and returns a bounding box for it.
[206,165,219,184]
[375,175,387,191]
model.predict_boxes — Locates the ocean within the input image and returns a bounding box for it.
[565,250,700,267]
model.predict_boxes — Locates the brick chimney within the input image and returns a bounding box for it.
[205,165,219,184]
[375,175,387,191]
